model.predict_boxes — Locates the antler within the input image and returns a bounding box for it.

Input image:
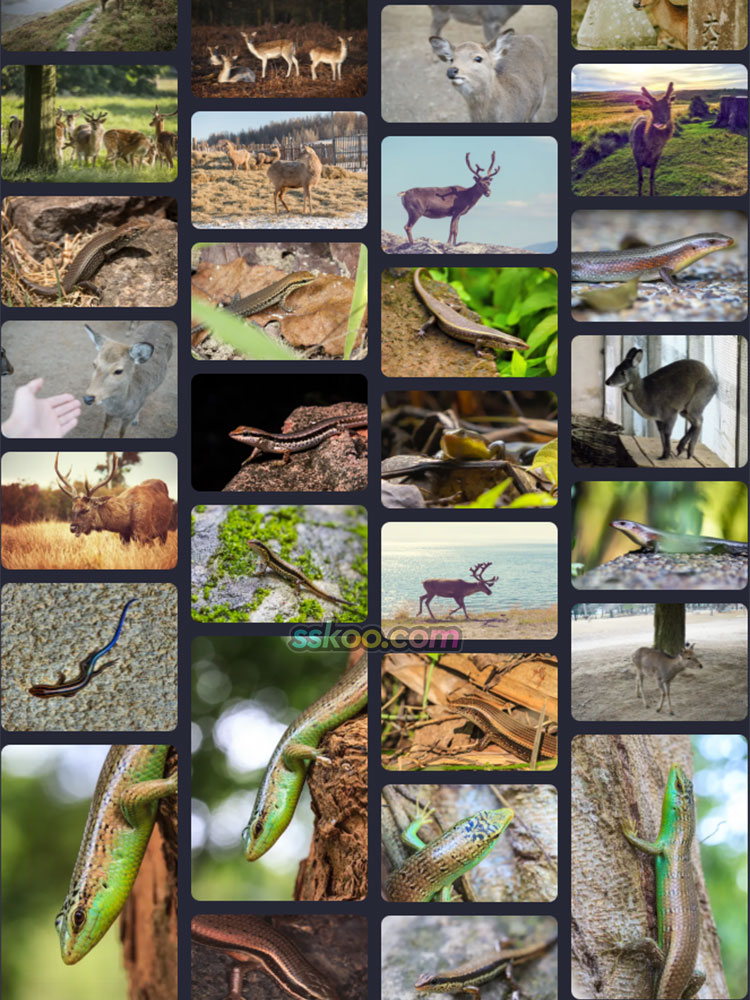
[466,151,483,177]
[469,562,493,580]
[640,86,656,104]
[665,82,674,98]
[485,150,500,178]
[84,452,118,496]
[54,453,79,498]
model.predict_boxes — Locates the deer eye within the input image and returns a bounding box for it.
[113,368,124,375]
[474,55,482,62]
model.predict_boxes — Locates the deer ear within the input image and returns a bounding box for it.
[130,342,155,364]
[634,98,651,110]
[85,324,106,350]
[627,347,644,365]
[429,35,453,60]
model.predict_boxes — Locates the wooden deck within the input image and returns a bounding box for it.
[618,435,728,468]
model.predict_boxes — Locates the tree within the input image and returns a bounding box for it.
[20,65,57,172]
[688,94,711,119]
[654,603,685,654]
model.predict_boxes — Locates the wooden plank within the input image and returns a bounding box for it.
[619,435,728,469]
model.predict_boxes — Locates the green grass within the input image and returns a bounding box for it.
[1,0,177,52]
[2,86,178,182]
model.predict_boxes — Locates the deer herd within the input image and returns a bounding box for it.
[208,31,353,85]
[4,104,177,171]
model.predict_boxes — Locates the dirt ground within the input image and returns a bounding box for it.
[571,610,747,721]
[1,320,177,439]
[382,605,558,641]
[381,5,558,123]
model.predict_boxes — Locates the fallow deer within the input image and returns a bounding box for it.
[240,31,299,78]
[149,104,178,169]
[310,35,353,81]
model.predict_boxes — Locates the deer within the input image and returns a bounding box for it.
[267,144,322,214]
[217,53,256,84]
[418,562,498,620]
[256,146,281,166]
[632,643,703,714]
[310,35,352,81]
[54,451,175,546]
[82,322,173,437]
[66,110,107,166]
[633,0,688,48]
[399,150,500,245]
[218,138,253,171]
[207,44,223,65]
[630,82,676,196]
[149,104,178,169]
[6,115,23,155]
[1,346,14,375]
[430,28,547,123]
[429,5,521,40]
[605,346,717,460]
[239,31,299,78]
[102,129,154,168]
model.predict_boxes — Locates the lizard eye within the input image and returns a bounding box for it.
[253,820,263,839]
[73,908,86,931]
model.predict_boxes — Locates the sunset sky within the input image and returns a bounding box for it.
[572,63,748,93]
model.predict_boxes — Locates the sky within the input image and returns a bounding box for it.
[572,63,748,93]
[381,136,557,249]
[1,452,178,496]
[382,521,557,548]
[192,111,345,142]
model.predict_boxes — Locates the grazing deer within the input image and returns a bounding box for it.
[82,323,174,437]
[605,346,717,460]
[632,643,703,714]
[267,144,322,214]
[630,82,676,196]
[418,561,498,620]
[103,129,154,168]
[149,104,178,169]
[429,5,521,40]
[430,28,547,123]
[399,150,500,245]
[218,138,253,171]
[310,35,352,81]
[67,110,108,166]
[207,44,223,65]
[6,115,23,154]
[217,53,256,83]
[240,31,299,78]
[1,346,14,375]
[633,0,687,48]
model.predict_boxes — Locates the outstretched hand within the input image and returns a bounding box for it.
[2,378,82,438]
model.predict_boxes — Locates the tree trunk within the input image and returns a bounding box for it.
[654,603,685,655]
[21,65,58,171]
[120,748,178,1000]
[294,714,367,900]
[571,734,727,999]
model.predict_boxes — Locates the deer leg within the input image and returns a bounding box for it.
[649,165,656,197]
[424,595,437,620]
[676,414,700,458]
[455,597,470,620]
[278,188,291,213]
[635,670,648,708]
[655,415,677,459]
[404,218,415,244]
[656,681,667,714]
[637,164,643,197]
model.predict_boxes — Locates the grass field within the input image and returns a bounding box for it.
[1,0,177,52]
[2,81,178,182]
[571,92,748,196]
[191,150,367,227]
[1,521,177,570]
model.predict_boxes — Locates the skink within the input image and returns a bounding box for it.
[230,408,367,464]
[243,650,367,861]
[611,519,747,556]
[14,218,150,300]
[383,805,513,902]
[571,233,734,287]
[192,914,339,1000]
[415,933,558,997]
[29,598,137,698]
[621,764,705,999]
[246,539,359,609]
[56,744,177,964]
[448,690,558,763]
[413,267,529,354]
[191,270,315,344]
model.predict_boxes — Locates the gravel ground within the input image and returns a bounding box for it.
[193,211,368,230]
[574,551,748,590]
[2,583,178,731]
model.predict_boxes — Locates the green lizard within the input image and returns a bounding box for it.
[56,744,177,964]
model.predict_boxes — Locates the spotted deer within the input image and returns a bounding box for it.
[310,35,352,81]
[240,31,299,77]
[149,104,178,169]
[217,53,256,83]
[67,110,108,166]
[6,115,23,154]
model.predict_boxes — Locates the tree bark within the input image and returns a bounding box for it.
[21,65,58,171]
[654,603,685,655]
[571,734,727,999]
[294,714,367,900]
[120,748,178,1000]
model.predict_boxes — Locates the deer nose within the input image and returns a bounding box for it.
[83,395,95,405]
[447,67,458,79]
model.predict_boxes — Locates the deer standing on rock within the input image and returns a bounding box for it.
[630,82,676,196]
[399,151,500,245]
[418,561,498,619]
[632,643,703,714]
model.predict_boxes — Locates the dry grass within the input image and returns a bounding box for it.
[2,521,177,570]
[191,155,367,226]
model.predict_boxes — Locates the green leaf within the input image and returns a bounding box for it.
[506,492,557,508]
[506,289,558,324]
[191,298,297,360]
[531,439,559,487]
[510,350,528,376]
[545,337,558,376]
[456,479,511,509]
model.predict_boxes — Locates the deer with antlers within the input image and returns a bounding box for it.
[630,82,676,197]
[54,452,175,545]
[398,151,500,246]
[417,562,498,620]
[149,104,178,169]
